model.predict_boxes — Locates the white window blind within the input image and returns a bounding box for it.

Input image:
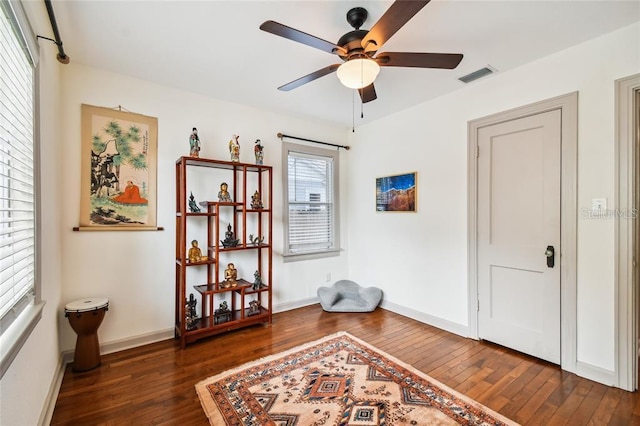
[0,1,36,327]
[285,146,339,255]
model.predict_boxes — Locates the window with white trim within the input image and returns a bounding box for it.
[0,0,41,378]
[282,142,340,260]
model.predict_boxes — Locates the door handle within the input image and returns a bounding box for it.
[545,245,555,268]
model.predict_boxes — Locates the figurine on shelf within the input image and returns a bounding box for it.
[249,234,264,246]
[189,127,200,158]
[214,300,232,324]
[188,192,201,213]
[224,263,238,287]
[185,293,198,330]
[188,239,205,263]
[217,301,230,313]
[254,139,264,165]
[229,134,240,162]
[251,190,263,209]
[218,182,232,202]
[221,223,240,248]
[248,299,260,316]
[253,270,262,290]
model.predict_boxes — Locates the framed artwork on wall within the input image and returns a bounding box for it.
[376,172,417,212]
[78,104,159,230]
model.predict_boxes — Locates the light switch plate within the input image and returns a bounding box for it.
[592,198,607,212]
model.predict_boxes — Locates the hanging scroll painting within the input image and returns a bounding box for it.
[79,104,158,229]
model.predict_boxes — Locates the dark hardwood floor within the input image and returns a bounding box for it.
[51,305,640,425]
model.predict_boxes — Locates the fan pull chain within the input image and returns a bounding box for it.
[360,59,364,119]
[352,89,355,132]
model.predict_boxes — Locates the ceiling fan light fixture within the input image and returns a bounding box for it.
[337,58,380,89]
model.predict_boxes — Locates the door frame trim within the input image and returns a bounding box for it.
[467,92,578,373]
[615,73,640,391]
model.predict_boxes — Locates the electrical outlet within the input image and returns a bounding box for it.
[326,273,331,282]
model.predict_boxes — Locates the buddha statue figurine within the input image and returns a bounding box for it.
[188,192,201,213]
[251,190,263,209]
[218,182,232,202]
[224,263,238,287]
[221,223,239,248]
[188,240,204,263]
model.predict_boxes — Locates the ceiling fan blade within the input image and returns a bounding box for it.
[358,84,377,103]
[278,64,340,91]
[260,21,346,55]
[376,52,463,69]
[361,0,430,53]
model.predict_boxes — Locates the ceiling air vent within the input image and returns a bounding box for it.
[458,66,496,84]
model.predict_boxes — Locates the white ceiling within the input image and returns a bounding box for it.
[49,0,639,129]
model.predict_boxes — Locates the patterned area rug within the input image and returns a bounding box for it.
[196,331,518,425]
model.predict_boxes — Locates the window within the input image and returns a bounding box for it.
[0,0,42,378]
[282,142,340,260]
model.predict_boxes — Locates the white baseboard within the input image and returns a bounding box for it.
[99,328,174,355]
[38,354,67,426]
[576,360,617,387]
[380,300,469,338]
[273,297,319,314]
[60,328,175,369]
[49,329,174,425]
[273,297,470,339]
[381,301,620,389]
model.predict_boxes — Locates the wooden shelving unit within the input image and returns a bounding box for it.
[175,156,272,347]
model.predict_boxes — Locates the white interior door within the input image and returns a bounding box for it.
[477,109,561,364]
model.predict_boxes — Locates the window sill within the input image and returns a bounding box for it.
[1,301,45,379]
[282,249,342,263]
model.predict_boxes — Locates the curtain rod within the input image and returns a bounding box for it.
[277,133,350,151]
[42,0,69,64]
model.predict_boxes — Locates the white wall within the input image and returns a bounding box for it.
[0,2,64,425]
[346,22,640,375]
[58,64,349,352]
[3,11,637,425]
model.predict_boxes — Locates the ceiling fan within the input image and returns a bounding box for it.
[259,0,463,103]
